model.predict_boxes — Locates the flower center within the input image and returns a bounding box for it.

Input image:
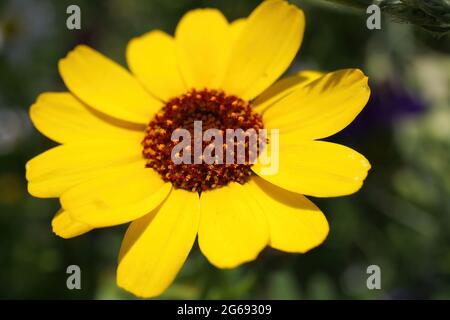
[142,89,265,192]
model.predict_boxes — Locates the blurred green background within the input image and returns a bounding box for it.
[0,0,449,299]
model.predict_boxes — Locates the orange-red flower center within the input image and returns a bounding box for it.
[142,89,265,192]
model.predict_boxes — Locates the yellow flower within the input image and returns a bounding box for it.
[26,0,371,298]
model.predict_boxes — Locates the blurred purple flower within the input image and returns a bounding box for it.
[335,80,427,140]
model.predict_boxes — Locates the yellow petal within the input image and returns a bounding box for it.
[222,0,305,100]
[198,183,269,268]
[262,69,371,140]
[127,30,186,101]
[59,45,162,124]
[252,140,371,197]
[175,9,230,90]
[249,177,329,253]
[61,162,171,227]
[30,92,144,144]
[26,141,143,198]
[52,209,92,239]
[117,188,199,298]
[230,18,246,44]
[253,70,324,114]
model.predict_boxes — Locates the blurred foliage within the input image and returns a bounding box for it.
[0,0,449,299]
[324,0,450,35]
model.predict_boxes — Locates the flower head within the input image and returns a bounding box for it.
[26,0,371,298]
